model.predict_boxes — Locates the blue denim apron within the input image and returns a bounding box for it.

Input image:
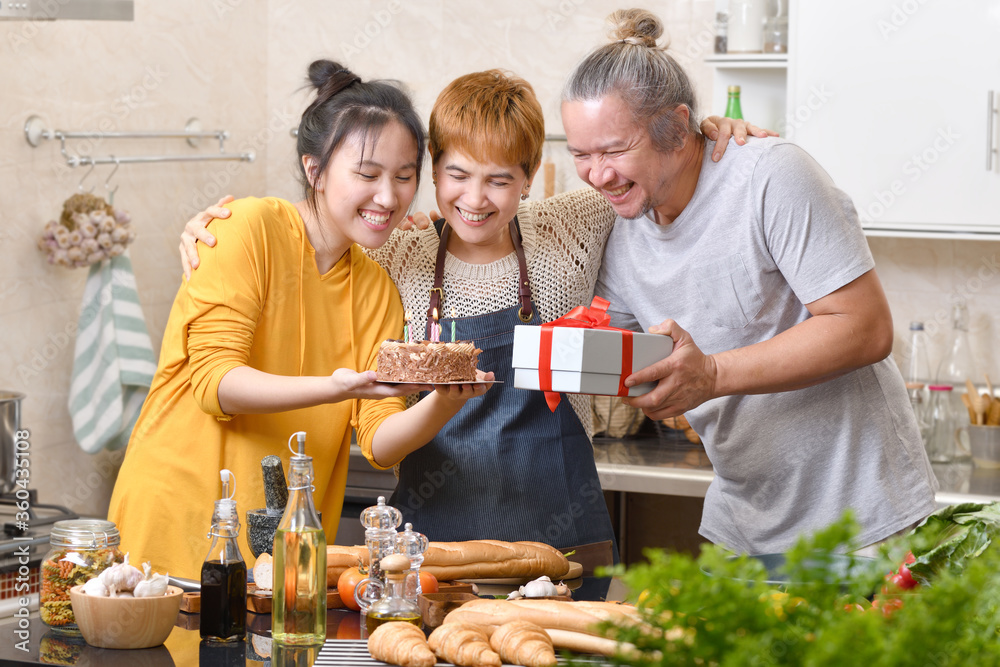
[389,220,617,553]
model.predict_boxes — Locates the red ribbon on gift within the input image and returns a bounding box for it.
[538,296,633,412]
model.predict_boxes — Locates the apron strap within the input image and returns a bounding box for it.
[509,217,534,323]
[425,217,534,337]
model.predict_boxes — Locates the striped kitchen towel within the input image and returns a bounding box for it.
[69,253,157,454]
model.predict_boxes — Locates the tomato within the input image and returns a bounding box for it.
[337,567,367,612]
[903,551,916,565]
[418,570,438,595]
[896,563,917,590]
[872,596,904,617]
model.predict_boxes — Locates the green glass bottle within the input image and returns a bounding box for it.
[724,85,744,120]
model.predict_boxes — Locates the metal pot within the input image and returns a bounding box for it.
[0,391,25,496]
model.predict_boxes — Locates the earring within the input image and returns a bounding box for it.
[432,173,437,186]
[520,193,529,200]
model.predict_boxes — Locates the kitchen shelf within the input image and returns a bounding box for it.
[705,54,788,68]
[863,227,1000,242]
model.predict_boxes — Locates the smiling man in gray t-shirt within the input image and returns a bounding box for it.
[561,9,937,554]
[594,137,937,553]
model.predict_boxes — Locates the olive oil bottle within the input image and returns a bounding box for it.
[364,553,422,634]
[272,432,327,645]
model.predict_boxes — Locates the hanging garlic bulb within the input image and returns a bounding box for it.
[37,192,137,268]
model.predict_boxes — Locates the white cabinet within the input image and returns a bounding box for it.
[786,0,1000,238]
[705,54,787,136]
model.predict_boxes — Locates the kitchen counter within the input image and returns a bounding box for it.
[0,578,616,666]
[592,436,1000,507]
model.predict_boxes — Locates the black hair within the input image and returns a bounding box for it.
[297,60,426,215]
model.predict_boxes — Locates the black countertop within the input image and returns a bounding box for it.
[0,577,615,667]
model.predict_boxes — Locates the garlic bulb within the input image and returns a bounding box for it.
[509,575,560,599]
[81,577,109,597]
[133,561,170,598]
[98,552,144,596]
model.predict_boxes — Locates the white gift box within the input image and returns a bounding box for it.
[511,325,673,397]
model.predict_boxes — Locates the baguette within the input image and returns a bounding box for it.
[421,541,569,581]
[442,599,642,637]
[544,629,629,657]
[327,540,570,587]
[326,545,369,587]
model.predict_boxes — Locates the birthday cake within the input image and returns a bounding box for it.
[376,339,482,383]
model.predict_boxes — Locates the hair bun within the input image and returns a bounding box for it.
[607,8,662,48]
[307,59,362,98]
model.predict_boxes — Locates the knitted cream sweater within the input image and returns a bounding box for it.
[365,187,617,437]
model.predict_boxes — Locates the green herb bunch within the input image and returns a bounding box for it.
[594,512,1000,667]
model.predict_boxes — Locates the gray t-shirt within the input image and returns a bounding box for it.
[595,137,938,554]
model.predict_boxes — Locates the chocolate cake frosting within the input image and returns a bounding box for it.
[376,340,482,383]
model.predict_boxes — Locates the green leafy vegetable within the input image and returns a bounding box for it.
[906,502,1000,584]
[584,510,1000,666]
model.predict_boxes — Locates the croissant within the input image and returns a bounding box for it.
[428,622,501,667]
[490,620,557,667]
[368,621,437,667]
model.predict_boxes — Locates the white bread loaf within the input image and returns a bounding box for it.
[253,553,273,591]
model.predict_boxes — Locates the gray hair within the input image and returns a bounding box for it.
[563,8,699,152]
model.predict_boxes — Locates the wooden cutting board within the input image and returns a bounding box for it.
[180,580,473,614]
[180,584,344,614]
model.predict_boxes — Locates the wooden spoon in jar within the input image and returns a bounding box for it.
[966,378,990,425]
[986,374,1000,426]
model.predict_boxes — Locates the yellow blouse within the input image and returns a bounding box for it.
[108,197,404,579]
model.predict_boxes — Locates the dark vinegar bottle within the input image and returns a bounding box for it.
[201,469,247,642]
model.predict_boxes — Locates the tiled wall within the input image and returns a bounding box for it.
[1,0,996,519]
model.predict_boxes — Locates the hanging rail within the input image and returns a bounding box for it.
[24,115,255,165]
[288,127,567,142]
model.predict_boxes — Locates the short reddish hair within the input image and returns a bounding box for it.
[428,70,545,178]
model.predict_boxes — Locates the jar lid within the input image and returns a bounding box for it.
[928,384,954,391]
[50,519,120,548]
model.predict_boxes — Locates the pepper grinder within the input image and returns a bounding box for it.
[395,523,428,603]
[246,455,288,558]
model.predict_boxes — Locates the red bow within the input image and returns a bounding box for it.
[538,296,633,411]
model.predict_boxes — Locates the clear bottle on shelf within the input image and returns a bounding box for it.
[925,385,958,463]
[901,321,932,439]
[935,299,977,460]
[272,431,327,645]
[200,469,247,643]
[714,11,728,54]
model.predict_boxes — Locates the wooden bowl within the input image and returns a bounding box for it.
[69,585,183,649]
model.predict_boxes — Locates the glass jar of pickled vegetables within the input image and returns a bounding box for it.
[40,519,123,633]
